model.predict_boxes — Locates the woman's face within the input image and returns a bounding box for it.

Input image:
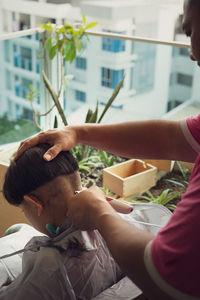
[183,0,200,66]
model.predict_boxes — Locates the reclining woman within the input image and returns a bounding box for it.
[0,143,123,300]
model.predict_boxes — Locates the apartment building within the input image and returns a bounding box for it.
[0,0,198,128]
[0,0,75,123]
[167,14,200,112]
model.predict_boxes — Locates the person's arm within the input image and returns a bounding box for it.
[97,211,173,300]
[67,186,173,300]
[15,120,197,162]
[76,120,197,162]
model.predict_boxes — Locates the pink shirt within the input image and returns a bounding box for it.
[150,115,200,297]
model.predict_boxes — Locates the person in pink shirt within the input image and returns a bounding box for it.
[15,0,200,299]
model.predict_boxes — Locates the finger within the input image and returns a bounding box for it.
[43,144,63,161]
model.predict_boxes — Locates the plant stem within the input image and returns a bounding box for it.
[97,78,124,123]
[42,70,68,126]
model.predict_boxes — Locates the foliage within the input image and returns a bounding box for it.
[100,187,114,196]
[98,150,115,167]
[40,16,97,63]
[164,161,189,191]
[0,114,15,135]
[176,161,188,180]
[0,114,39,145]
[78,156,100,173]
[132,189,180,211]
[71,78,124,167]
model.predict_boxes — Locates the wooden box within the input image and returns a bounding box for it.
[103,159,157,198]
[144,159,173,172]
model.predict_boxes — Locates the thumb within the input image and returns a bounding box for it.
[43,145,62,161]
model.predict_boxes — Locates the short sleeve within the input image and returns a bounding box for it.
[180,115,200,153]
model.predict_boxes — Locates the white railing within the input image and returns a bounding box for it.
[0,27,44,41]
[0,27,190,48]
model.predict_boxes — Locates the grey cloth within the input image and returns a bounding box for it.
[0,204,172,300]
[0,223,122,300]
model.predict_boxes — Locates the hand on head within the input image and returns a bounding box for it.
[66,185,116,231]
[15,126,78,161]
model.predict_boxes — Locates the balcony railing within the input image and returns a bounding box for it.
[0,27,200,148]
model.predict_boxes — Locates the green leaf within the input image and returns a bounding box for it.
[166,204,177,211]
[88,102,98,123]
[58,27,67,34]
[109,156,115,166]
[78,26,84,36]
[78,165,90,173]
[64,24,73,31]
[75,38,82,52]
[29,84,34,91]
[56,40,63,51]
[63,40,71,57]
[39,23,53,32]
[53,115,58,128]
[49,45,57,60]
[82,14,86,26]
[156,189,169,204]
[85,109,93,123]
[85,22,98,30]
[64,50,71,61]
[176,161,187,180]
[164,179,186,188]
[45,37,52,52]
[69,45,76,63]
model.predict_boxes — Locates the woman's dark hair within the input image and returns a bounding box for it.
[3,144,79,205]
[188,0,200,9]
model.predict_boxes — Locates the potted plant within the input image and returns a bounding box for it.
[28,17,124,172]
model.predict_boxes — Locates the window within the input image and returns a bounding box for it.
[36,82,40,104]
[22,78,32,98]
[179,48,189,56]
[13,44,17,53]
[64,98,67,110]
[167,100,183,112]
[7,98,13,116]
[100,101,123,110]
[76,57,87,70]
[23,108,33,121]
[131,42,135,54]
[12,12,16,21]
[177,73,193,87]
[20,47,32,71]
[132,43,156,92]
[102,31,126,53]
[5,70,12,91]
[14,75,21,97]
[4,40,10,63]
[16,104,22,119]
[75,90,86,102]
[130,67,134,90]
[170,73,176,86]
[172,47,189,57]
[101,68,124,89]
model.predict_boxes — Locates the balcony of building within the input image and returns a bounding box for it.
[0,26,199,148]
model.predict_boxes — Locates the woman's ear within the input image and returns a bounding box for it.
[24,194,43,217]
